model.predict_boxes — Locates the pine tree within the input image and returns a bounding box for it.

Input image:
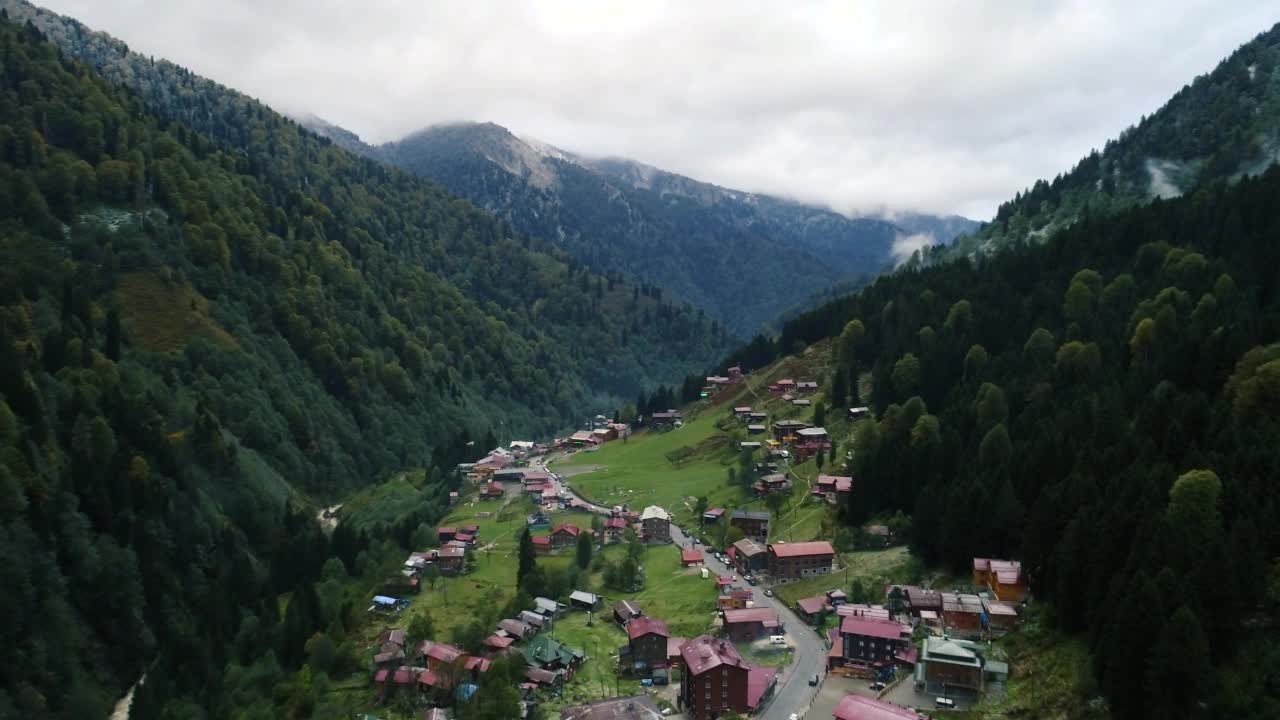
[575,530,593,569]
[1144,606,1211,720]
[518,527,537,589]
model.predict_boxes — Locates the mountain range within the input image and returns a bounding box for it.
[942,22,1280,261]
[297,117,977,335]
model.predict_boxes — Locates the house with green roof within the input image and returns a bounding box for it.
[521,635,585,678]
[918,636,984,696]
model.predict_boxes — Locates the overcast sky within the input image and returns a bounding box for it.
[37,1,1280,219]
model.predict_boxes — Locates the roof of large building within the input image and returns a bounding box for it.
[747,667,778,709]
[680,636,749,676]
[731,509,771,521]
[922,636,982,667]
[797,596,829,615]
[833,694,923,720]
[640,506,670,521]
[559,695,663,720]
[840,616,909,641]
[723,607,780,626]
[733,538,768,557]
[769,540,835,558]
[626,616,670,640]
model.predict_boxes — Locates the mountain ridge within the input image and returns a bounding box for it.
[298,115,976,334]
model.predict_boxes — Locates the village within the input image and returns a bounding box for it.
[346,352,1034,720]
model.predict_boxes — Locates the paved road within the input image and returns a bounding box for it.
[541,453,827,720]
[669,525,827,720]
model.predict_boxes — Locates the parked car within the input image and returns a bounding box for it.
[763,589,773,597]
[809,674,820,686]
[870,681,886,690]
[747,577,757,586]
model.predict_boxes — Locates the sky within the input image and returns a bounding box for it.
[37,1,1280,220]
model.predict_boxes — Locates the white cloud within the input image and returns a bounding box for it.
[892,232,937,266]
[35,0,1280,219]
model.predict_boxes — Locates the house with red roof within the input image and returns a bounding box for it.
[839,610,911,669]
[551,524,581,550]
[483,634,514,653]
[722,607,781,642]
[796,595,831,624]
[480,482,504,500]
[768,541,835,582]
[602,516,628,544]
[624,616,671,670]
[833,694,922,720]
[531,535,552,555]
[678,636,777,719]
[717,588,754,611]
[681,548,703,566]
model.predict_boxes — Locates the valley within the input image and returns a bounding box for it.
[1,3,1279,720]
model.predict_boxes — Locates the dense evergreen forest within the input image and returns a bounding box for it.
[728,165,1280,716]
[0,13,729,718]
[943,22,1280,261]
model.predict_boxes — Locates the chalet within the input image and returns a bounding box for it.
[731,538,769,574]
[483,634,514,653]
[560,695,662,720]
[839,612,911,668]
[702,507,725,524]
[796,380,819,393]
[640,506,671,543]
[740,441,762,450]
[982,598,1019,635]
[747,423,767,434]
[796,596,830,624]
[920,636,983,694]
[531,535,552,555]
[717,588,753,611]
[525,483,548,501]
[904,586,942,617]
[792,398,812,407]
[624,616,671,670]
[592,427,617,443]
[835,603,889,620]
[436,545,465,575]
[772,419,811,440]
[373,665,422,697]
[524,664,566,690]
[534,597,566,617]
[520,610,549,631]
[753,473,790,496]
[681,548,704,566]
[613,600,644,625]
[497,619,532,640]
[382,575,420,596]
[848,406,870,420]
[768,378,797,394]
[373,628,408,668]
[522,470,552,484]
[768,541,835,582]
[973,558,1028,602]
[437,527,457,542]
[480,482,504,500]
[570,590,601,611]
[679,636,776,719]
[570,431,602,447]
[796,427,829,442]
[602,516,628,544]
[827,589,848,606]
[493,467,528,483]
[551,524,582,550]
[833,695,921,720]
[730,510,771,541]
[649,410,683,430]
[733,406,753,420]
[941,592,986,639]
[453,532,474,545]
[748,411,769,423]
[722,607,781,641]
[523,635,585,676]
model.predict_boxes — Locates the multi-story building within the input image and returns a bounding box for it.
[767,541,834,582]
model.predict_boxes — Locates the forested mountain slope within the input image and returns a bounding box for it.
[0,12,734,716]
[307,118,975,335]
[728,166,1280,717]
[943,22,1280,261]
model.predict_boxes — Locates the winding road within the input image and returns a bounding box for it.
[541,453,829,719]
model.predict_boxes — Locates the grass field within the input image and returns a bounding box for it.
[773,546,919,607]
[554,411,743,527]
